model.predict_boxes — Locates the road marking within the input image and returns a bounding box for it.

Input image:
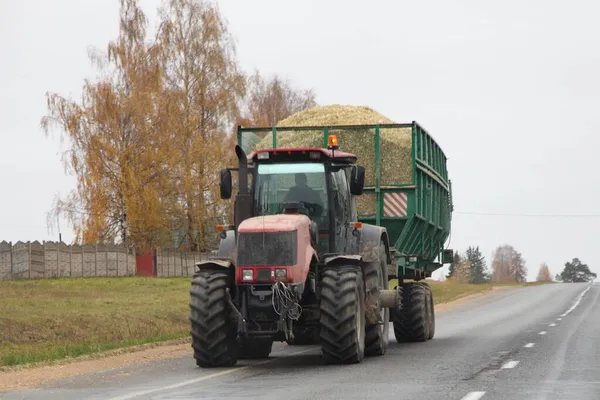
[524,343,535,348]
[461,392,486,400]
[107,348,314,400]
[502,360,520,369]
[549,323,556,327]
[539,331,547,335]
[556,317,562,321]
[560,286,591,317]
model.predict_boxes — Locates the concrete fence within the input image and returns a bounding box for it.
[0,241,137,280]
[155,248,213,277]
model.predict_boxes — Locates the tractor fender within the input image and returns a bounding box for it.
[217,230,236,260]
[322,255,366,294]
[195,258,234,271]
[323,254,363,268]
[357,224,391,264]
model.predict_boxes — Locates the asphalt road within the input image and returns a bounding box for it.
[2,282,598,400]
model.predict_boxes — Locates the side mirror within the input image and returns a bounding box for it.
[350,165,365,195]
[220,169,232,199]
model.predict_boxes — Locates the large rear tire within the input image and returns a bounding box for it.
[364,244,390,357]
[189,271,238,368]
[319,266,366,364]
[422,282,435,339]
[392,281,430,343]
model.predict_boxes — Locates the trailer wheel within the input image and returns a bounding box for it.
[319,266,365,364]
[190,271,238,368]
[392,281,430,343]
[238,339,273,359]
[364,244,390,357]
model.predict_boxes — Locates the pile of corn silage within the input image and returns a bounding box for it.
[251,105,412,218]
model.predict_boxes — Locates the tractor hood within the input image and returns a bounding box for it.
[238,214,310,233]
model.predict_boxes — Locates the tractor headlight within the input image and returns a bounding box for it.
[275,268,287,280]
[242,269,254,281]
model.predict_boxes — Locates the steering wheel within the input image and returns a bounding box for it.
[280,200,314,216]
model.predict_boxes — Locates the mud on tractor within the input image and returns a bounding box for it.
[189,123,453,367]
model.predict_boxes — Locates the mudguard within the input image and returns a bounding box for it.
[193,258,235,279]
[357,224,391,264]
[323,254,363,268]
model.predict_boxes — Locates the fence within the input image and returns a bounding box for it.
[155,248,213,277]
[0,241,137,280]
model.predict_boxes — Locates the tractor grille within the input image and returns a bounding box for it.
[237,231,297,267]
[256,268,272,281]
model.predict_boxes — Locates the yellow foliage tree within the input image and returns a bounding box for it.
[536,262,553,282]
[42,0,177,248]
[155,0,246,251]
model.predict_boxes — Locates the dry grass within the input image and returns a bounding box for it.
[0,277,191,367]
[252,105,412,217]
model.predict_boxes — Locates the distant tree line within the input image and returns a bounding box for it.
[445,245,596,284]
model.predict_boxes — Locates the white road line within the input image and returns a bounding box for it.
[539,331,547,335]
[461,392,486,400]
[560,286,592,317]
[107,348,314,400]
[524,343,535,348]
[556,317,562,321]
[502,360,520,369]
[549,323,556,327]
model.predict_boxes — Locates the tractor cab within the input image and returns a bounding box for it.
[219,135,366,256]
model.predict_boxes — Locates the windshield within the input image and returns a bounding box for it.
[253,162,328,228]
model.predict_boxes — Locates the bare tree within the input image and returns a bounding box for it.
[242,70,317,127]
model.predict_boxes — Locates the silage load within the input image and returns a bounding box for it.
[251,105,413,218]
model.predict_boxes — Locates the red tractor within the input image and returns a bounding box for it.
[189,133,412,367]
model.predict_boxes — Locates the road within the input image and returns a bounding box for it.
[2,282,598,400]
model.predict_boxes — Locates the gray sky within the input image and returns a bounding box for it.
[1,0,599,281]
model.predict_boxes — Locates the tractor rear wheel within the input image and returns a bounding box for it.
[392,281,430,343]
[190,271,238,368]
[421,282,435,339]
[364,244,390,357]
[319,266,366,364]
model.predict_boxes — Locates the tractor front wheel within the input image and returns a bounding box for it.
[319,266,366,364]
[190,271,238,368]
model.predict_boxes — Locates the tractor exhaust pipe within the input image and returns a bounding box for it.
[235,145,253,229]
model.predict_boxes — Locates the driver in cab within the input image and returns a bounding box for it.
[283,173,323,216]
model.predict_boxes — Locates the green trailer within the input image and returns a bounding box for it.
[237,121,454,282]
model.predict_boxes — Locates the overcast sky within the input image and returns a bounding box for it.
[1,0,599,281]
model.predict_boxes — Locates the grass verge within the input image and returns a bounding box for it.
[0,277,554,368]
[0,277,192,368]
